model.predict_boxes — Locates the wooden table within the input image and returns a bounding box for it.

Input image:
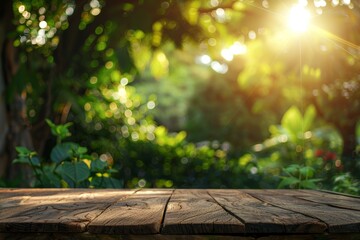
[0,188,359,239]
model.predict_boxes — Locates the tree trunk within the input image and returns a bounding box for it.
[0,15,9,178]
[0,0,33,185]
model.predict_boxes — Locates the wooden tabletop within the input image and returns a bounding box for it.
[0,188,359,239]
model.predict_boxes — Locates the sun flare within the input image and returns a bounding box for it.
[288,5,311,33]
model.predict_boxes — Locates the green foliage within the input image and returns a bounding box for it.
[281,105,316,143]
[332,173,360,196]
[118,126,277,189]
[4,0,360,195]
[45,119,72,144]
[13,121,121,188]
[278,164,321,189]
[253,106,359,194]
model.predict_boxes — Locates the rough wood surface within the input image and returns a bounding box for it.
[88,189,173,234]
[209,189,327,233]
[244,189,360,233]
[0,189,134,232]
[0,232,257,240]
[162,189,244,234]
[1,188,360,237]
[298,190,360,211]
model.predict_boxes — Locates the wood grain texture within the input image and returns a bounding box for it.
[257,233,360,240]
[88,189,173,234]
[244,189,360,233]
[0,189,134,232]
[1,188,360,236]
[298,190,360,211]
[0,232,257,240]
[209,190,327,234]
[162,189,244,234]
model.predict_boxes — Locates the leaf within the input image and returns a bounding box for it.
[74,146,88,156]
[299,166,315,178]
[45,118,56,129]
[281,106,303,142]
[46,119,72,140]
[108,168,118,173]
[55,165,74,187]
[303,105,316,133]
[300,179,321,189]
[61,161,90,184]
[90,176,104,188]
[13,157,30,165]
[50,143,78,163]
[91,176,122,188]
[40,172,61,188]
[91,159,108,172]
[283,164,300,176]
[30,156,41,167]
[15,146,33,156]
[150,50,169,79]
[278,177,300,189]
[107,177,123,188]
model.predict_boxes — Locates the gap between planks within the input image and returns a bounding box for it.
[244,190,360,233]
[208,189,327,234]
[83,188,141,231]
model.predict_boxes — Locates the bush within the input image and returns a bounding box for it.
[13,120,121,188]
[119,126,276,188]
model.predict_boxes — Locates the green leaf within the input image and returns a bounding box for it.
[15,146,33,156]
[13,157,30,165]
[299,166,315,178]
[300,179,321,189]
[283,164,300,176]
[91,176,122,188]
[30,156,41,167]
[90,176,104,188]
[74,146,88,156]
[281,106,303,142]
[38,167,61,188]
[46,119,72,141]
[150,50,169,79]
[45,118,56,129]
[50,143,78,163]
[107,177,123,188]
[61,161,90,183]
[108,168,118,173]
[303,105,316,132]
[278,177,300,189]
[91,159,108,172]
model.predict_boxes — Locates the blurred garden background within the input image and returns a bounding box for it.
[0,0,359,194]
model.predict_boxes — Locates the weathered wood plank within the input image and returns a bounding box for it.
[1,188,360,236]
[88,189,173,234]
[0,189,134,232]
[2,232,360,240]
[162,189,244,234]
[257,233,360,240]
[298,190,360,211]
[319,190,360,199]
[209,189,327,234]
[245,189,360,233]
[0,232,257,240]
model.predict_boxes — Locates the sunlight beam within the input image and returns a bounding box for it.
[288,5,311,33]
[314,26,360,52]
